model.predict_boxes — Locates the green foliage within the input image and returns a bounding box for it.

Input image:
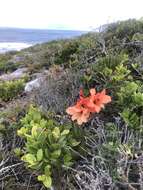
[132,33,143,41]
[0,54,15,73]
[17,106,81,188]
[111,63,131,82]
[95,54,129,72]
[117,81,143,108]
[120,108,140,129]
[107,19,143,40]
[116,81,143,130]
[81,53,130,89]
[0,79,25,101]
[55,41,79,65]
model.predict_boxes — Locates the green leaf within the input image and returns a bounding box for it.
[37,149,43,161]
[52,127,60,139]
[31,125,38,138]
[43,176,52,188]
[61,129,70,136]
[64,153,72,163]
[38,174,52,188]
[64,161,73,167]
[51,149,61,159]
[70,139,80,147]
[22,154,37,165]
[17,127,28,137]
[51,143,60,149]
[37,132,47,143]
[44,165,51,176]
[44,149,49,158]
[14,148,23,157]
[38,174,46,181]
[133,92,143,106]
[40,119,47,128]
[32,111,41,123]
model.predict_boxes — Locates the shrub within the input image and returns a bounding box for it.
[117,81,143,108]
[0,79,25,101]
[106,19,143,40]
[55,40,79,65]
[117,81,143,130]
[17,106,81,188]
[0,53,18,74]
[81,53,130,91]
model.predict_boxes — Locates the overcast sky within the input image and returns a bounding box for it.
[0,0,142,30]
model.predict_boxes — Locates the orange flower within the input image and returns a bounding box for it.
[66,88,111,125]
[87,88,112,113]
[85,88,101,113]
[66,101,90,125]
[92,89,111,108]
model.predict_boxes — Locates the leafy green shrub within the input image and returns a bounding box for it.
[0,53,18,73]
[117,81,143,108]
[117,81,143,130]
[55,40,79,65]
[0,79,25,101]
[120,108,140,129]
[106,19,143,40]
[17,106,81,188]
[81,53,130,90]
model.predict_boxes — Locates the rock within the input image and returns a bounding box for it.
[24,78,43,92]
[0,68,28,81]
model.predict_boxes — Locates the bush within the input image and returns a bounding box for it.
[0,79,25,101]
[17,106,81,188]
[55,40,79,65]
[106,19,143,40]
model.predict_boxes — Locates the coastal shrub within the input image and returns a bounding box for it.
[81,53,130,91]
[117,81,143,130]
[106,19,143,40]
[55,40,79,65]
[117,81,143,108]
[0,53,18,73]
[17,106,81,188]
[0,79,25,101]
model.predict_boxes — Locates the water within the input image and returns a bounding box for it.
[0,28,86,52]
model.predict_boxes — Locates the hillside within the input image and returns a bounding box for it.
[0,19,143,190]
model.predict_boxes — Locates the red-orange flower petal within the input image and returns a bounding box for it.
[66,88,111,125]
[95,90,111,106]
[66,102,90,125]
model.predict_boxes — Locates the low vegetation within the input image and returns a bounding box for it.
[0,18,143,190]
[0,79,25,101]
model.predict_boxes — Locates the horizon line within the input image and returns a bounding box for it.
[0,26,90,32]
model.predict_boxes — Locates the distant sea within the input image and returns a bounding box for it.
[0,28,86,53]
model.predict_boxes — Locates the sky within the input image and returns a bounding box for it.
[0,0,143,30]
